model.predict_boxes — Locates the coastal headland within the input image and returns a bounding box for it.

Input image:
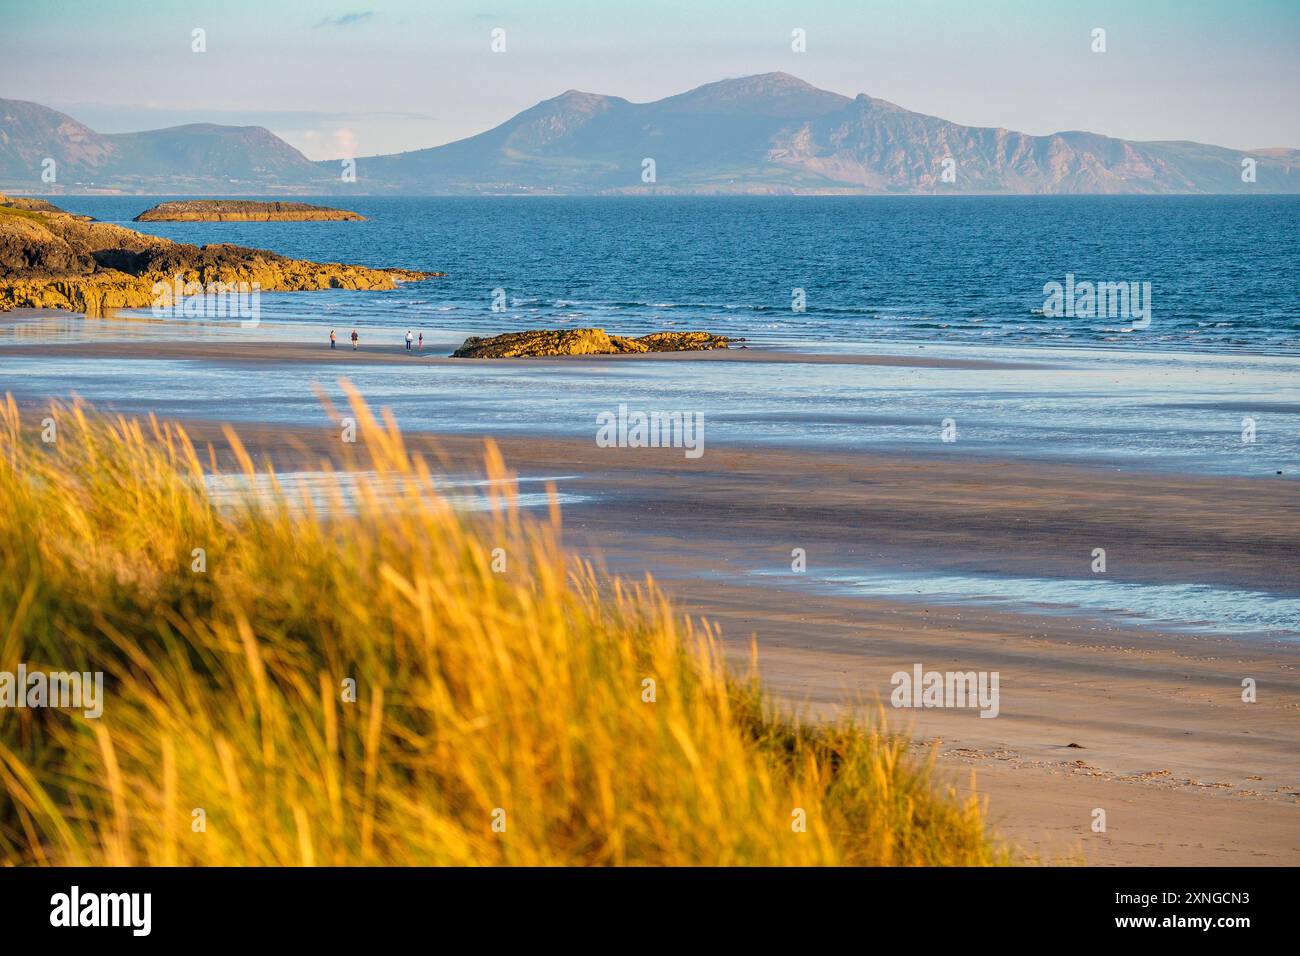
[0,195,431,316]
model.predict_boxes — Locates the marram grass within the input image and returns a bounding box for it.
[0,389,1006,866]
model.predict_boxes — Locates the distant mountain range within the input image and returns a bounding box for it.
[4,74,1298,195]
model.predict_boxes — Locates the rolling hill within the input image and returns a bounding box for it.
[0,98,327,193]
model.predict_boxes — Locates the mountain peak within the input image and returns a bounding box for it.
[528,89,625,116]
[722,71,816,89]
[661,72,851,118]
[493,89,627,152]
[553,89,607,103]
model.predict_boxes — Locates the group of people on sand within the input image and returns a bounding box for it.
[328,329,423,352]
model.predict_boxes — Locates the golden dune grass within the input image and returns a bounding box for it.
[0,387,1005,866]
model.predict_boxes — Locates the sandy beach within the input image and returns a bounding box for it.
[4,317,1298,866]
[0,316,1047,369]
[90,408,1297,867]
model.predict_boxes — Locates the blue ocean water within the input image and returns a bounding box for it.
[43,195,1300,355]
[3,195,1297,637]
[749,568,1300,639]
[2,345,1297,477]
[3,195,1299,477]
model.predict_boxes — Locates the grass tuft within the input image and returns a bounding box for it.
[0,387,1007,866]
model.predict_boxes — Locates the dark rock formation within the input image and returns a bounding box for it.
[453,328,731,358]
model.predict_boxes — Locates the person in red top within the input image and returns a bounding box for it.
[329,329,337,350]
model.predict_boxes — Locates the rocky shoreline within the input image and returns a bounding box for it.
[0,194,434,316]
[452,328,733,358]
[134,200,364,222]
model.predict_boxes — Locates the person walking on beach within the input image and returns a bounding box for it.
[351,329,359,350]
[330,329,336,350]
[418,332,423,352]
[405,329,414,351]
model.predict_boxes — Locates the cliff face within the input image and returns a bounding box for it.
[135,200,364,222]
[452,328,730,358]
[0,195,432,316]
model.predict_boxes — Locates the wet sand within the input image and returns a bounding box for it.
[0,335,1045,369]
[664,579,1300,866]
[0,311,1044,368]
[141,417,1300,866]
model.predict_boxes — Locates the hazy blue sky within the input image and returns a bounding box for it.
[3,0,1297,159]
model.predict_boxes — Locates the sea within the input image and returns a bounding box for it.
[2,195,1296,477]
[29,194,1300,354]
[2,195,1297,637]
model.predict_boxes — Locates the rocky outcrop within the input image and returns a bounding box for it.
[634,330,735,351]
[135,200,364,222]
[0,195,434,315]
[453,328,731,358]
[0,195,92,219]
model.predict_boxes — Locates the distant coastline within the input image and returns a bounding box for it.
[4,74,1297,196]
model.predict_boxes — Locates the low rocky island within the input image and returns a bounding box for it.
[134,200,365,222]
[0,195,93,220]
[452,328,733,358]
[0,194,434,316]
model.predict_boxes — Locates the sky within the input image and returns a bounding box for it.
[2,0,1298,160]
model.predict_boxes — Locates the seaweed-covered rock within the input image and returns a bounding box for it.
[634,330,732,352]
[453,328,731,358]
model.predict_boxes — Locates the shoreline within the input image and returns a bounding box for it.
[0,330,1048,370]
[666,578,1300,866]
[74,417,1300,596]
[5,308,1300,363]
